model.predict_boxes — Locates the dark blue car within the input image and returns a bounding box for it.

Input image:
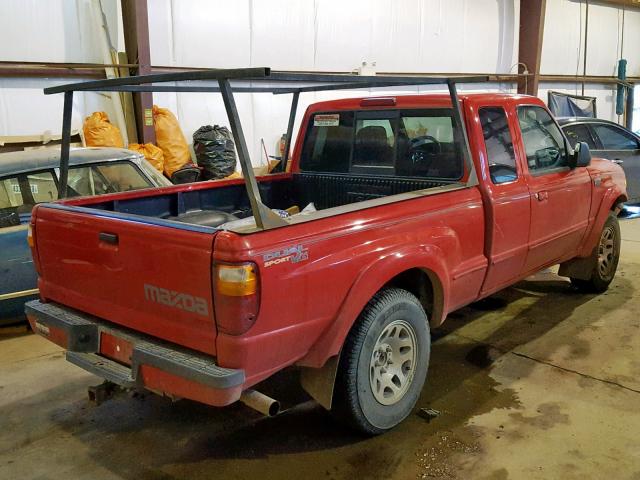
[0,147,171,324]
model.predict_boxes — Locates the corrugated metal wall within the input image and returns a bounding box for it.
[0,0,638,165]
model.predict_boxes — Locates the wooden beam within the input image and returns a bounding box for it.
[121,0,155,143]
[518,0,547,95]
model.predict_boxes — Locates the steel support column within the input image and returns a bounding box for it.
[518,0,547,95]
[121,0,155,143]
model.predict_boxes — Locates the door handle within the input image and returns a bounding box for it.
[535,191,548,201]
[612,159,624,164]
[98,232,119,245]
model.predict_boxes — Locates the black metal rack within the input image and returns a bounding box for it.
[44,68,489,229]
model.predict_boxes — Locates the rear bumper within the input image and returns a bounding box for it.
[25,300,245,406]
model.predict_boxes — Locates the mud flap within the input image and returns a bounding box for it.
[299,355,340,410]
[558,247,597,281]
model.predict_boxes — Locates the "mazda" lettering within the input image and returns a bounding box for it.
[144,284,208,316]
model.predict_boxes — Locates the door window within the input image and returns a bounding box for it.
[592,124,640,150]
[0,170,58,211]
[517,106,568,173]
[479,107,517,184]
[562,124,597,149]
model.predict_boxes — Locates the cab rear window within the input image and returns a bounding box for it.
[300,109,464,180]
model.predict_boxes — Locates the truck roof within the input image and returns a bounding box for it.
[307,92,538,112]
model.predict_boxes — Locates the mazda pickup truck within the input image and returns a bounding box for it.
[26,70,627,435]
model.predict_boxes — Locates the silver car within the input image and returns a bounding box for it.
[0,147,171,323]
[558,117,640,203]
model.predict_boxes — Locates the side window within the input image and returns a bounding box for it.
[95,163,152,192]
[517,106,568,173]
[592,124,639,150]
[0,176,25,208]
[0,171,58,211]
[300,112,354,173]
[563,124,597,149]
[28,172,59,202]
[479,107,517,184]
[68,166,109,196]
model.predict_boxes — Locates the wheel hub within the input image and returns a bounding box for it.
[369,320,418,406]
[597,226,616,278]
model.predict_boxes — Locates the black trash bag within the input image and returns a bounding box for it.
[193,125,237,180]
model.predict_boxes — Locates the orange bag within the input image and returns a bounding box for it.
[152,105,191,177]
[83,112,124,148]
[128,143,165,173]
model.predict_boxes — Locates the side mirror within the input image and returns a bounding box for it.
[571,142,591,168]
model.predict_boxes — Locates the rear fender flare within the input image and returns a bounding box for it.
[298,245,449,369]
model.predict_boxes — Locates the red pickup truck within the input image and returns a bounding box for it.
[27,83,626,434]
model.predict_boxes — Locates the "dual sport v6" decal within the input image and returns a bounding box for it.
[262,244,309,268]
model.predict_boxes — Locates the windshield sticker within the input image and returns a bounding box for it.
[263,244,309,268]
[314,114,340,127]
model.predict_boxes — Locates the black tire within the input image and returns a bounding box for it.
[571,212,621,293]
[331,288,430,435]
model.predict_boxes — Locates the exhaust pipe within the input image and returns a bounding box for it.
[240,389,280,417]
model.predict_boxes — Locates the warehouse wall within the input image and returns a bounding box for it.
[148,0,520,164]
[0,0,123,138]
[540,0,640,122]
[0,0,638,167]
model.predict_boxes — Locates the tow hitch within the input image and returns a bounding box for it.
[87,380,122,405]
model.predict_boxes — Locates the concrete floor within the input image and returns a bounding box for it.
[2,220,640,480]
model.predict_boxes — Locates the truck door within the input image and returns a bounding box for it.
[475,106,531,295]
[516,105,591,272]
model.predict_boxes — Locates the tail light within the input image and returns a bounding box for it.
[27,224,35,248]
[213,262,260,335]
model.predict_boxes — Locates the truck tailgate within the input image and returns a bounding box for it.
[34,205,218,355]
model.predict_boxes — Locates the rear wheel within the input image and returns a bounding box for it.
[571,212,621,293]
[331,288,430,435]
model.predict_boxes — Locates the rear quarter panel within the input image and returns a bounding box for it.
[215,186,486,383]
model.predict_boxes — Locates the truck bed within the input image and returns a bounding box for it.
[57,173,456,231]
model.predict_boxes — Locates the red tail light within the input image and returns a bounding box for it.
[213,262,260,335]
